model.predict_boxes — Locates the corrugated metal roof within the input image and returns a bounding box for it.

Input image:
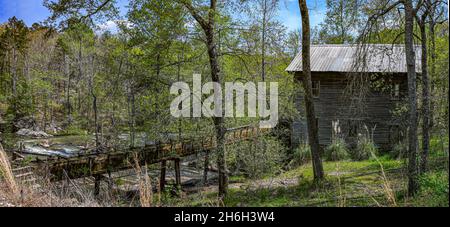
[286,44,422,73]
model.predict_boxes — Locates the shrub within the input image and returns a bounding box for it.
[63,125,88,136]
[391,142,407,159]
[352,135,378,161]
[349,125,379,161]
[288,143,311,168]
[226,136,286,179]
[413,171,449,207]
[325,138,349,161]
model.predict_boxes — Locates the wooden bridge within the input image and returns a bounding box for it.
[20,125,269,193]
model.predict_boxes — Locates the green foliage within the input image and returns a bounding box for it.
[62,124,88,136]
[413,171,449,207]
[44,0,119,28]
[227,136,286,179]
[391,142,407,159]
[430,136,449,158]
[325,138,349,161]
[288,143,311,168]
[317,0,361,44]
[6,82,34,121]
[352,136,378,161]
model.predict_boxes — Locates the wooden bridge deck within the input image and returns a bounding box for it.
[28,125,269,181]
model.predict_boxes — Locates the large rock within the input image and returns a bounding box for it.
[46,122,62,134]
[16,128,52,138]
[14,117,40,131]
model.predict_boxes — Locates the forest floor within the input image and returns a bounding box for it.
[166,156,449,207]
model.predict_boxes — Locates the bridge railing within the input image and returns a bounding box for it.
[31,125,270,180]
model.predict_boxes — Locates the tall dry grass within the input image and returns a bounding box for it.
[369,151,397,207]
[335,163,346,207]
[1,143,104,207]
[132,153,153,207]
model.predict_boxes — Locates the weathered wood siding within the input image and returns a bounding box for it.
[293,72,407,151]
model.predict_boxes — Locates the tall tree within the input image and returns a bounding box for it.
[416,2,430,174]
[298,0,324,180]
[426,0,447,131]
[318,0,361,44]
[252,0,279,81]
[179,0,228,198]
[358,0,429,196]
[0,17,30,122]
[404,0,419,195]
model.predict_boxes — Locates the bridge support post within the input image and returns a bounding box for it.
[107,171,113,192]
[94,174,101,197]
[159,160,167,192]
[174,159,181,189]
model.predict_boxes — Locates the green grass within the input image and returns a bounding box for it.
[429,136,449,158]
[54,125,88,136]
[163,158,405,207]
[229,175,246,183]
[166,155,447,207]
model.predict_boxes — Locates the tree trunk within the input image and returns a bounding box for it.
[65,54,72,125]
[11,47,17,97]
[92,91,99,149]
[207,29,228,197]
[404,0,419,196]
[90,56,100,149]
[182,0,228,198]
[261,0,267,81]
[419,17,430,174]
[11,47,18,120]
[298,0,324,180]
[428,0,437,129]
[128,88,136,148]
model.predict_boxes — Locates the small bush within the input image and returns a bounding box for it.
[227,136,286,179]
[352,136,378,161]
[288,143,311,168]
[325,138,349,161]
[62,125,88,136]
[413,171,449,207]
[391,142,407,159]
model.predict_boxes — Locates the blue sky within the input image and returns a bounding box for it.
[0,0,326,31]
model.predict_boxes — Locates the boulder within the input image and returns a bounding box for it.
[14,117,40,131]
[16,128,52,138]
[46,122,62,134]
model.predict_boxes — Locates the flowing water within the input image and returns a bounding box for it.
[5,133,149,158]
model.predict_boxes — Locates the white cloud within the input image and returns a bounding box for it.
[98,20,118,31]
[96,20,132,34]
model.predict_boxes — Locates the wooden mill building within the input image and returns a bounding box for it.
[287,44,422,151]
